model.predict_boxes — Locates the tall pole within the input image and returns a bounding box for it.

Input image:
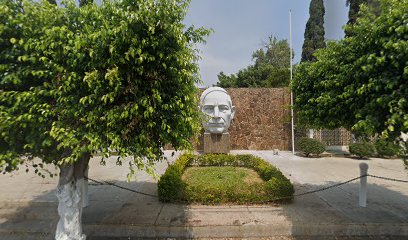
[290,10,295,154]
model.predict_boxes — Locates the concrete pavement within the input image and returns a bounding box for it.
[0,151,408,239]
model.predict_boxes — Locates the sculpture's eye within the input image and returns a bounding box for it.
[219,105,229,112]
[203,106,214,113]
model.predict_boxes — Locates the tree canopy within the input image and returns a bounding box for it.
[292,0,407,140]
[0,0,209,174]
[301,0,325,62]
[216,36,291,88]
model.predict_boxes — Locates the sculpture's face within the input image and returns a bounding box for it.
[200,89,235,134]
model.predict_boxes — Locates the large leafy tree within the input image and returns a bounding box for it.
[216,36,291,88]
[301,0,325,62]
[293,0,407,140]
[0,0,208,238]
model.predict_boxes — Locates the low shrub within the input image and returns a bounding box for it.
[374,139,400,157]
[298,138,326,157]
[349,142,376,159]
[158,153,294,203]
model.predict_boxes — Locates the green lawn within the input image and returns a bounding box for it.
[182,166,269,204]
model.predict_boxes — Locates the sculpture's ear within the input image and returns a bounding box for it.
[231,106,236,119]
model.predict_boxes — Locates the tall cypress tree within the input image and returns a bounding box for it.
[301,0,325,62]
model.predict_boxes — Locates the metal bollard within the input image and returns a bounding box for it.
[359,163,368,207]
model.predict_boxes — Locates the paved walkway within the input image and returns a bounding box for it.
[0,151,408,239]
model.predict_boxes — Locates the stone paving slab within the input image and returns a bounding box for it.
[0,151,408,239]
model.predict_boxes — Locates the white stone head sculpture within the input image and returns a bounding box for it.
[200,87,235,134]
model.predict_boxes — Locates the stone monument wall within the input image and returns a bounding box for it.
[196,88,292,151]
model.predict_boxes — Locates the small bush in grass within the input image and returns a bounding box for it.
[349,142,376,159]
[298,138,326,157]
[158,153,294,203]
[374,139,400,158]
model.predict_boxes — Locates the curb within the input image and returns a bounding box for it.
[83,223,408,239]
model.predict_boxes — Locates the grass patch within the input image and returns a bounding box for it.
[182,166,267,203]
[158,153,294,204]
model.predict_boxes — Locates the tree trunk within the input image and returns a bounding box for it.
[55,152,90,240]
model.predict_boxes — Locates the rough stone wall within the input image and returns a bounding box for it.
[197,88,292,151]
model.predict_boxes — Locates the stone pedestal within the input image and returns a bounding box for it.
[204,133,230,154]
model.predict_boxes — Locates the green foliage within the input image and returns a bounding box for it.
[298,138,326,157]
[374,139,400,157]
[301,0,325,62]
[349,142,376,159]
[347,0,367,25]
[346,0,380,29]
[265,177,295,200]
[157,153,194,202]
[0,0,209,174]
[158,153,294,203]
[293,0,407,142]
[79,0,93,7]
[216,36,291,88]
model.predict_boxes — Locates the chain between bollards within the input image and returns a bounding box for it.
[85,170,408,203]
[85,176,159,198]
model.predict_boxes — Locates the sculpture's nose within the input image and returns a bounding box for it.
[213,106,220,118]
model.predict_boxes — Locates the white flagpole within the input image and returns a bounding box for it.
[290,10,295,154]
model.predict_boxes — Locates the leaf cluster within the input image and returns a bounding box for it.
[293,0,407,141]
[0,0,210,173]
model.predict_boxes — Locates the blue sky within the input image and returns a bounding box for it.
[184,0,349,87]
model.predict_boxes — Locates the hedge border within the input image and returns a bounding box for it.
[158,153,294,203]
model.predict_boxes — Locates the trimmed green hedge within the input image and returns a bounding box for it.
[158,153,294,203]
[349,142,376,159]
[298,138,326,157]
[157,153,193,202]
[374,139,400,158]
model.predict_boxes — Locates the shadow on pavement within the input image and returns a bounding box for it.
[1,180,184,239]
[282,180,408,239]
